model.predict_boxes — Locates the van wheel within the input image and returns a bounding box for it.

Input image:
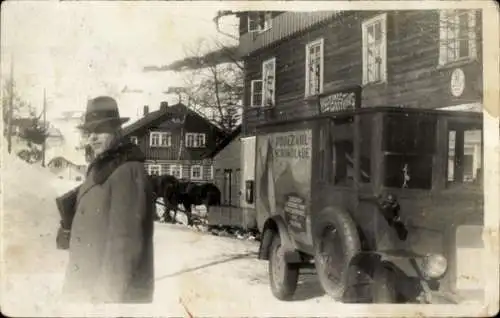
[313,207,361,300]
[269,233,299,300]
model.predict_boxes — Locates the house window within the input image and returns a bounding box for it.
[150,132,171,147]
[248,12,272,33]
[439,10,477,65]
[185,133,206,148]
[170,164,182,179]
[362,13,387,85]
[148,164,161,176]
[305,38,324,97]
[209,165,214,180]
[190,165,203,180]
[130,136,138,144]
[262,57,276,107]
[250,80,263,107]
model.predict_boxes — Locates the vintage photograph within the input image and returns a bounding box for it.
[1,0,498,317]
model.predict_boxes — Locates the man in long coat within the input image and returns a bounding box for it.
[57,96,155,304]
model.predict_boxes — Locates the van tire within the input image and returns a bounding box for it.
[313,207,361,300]
[269,233,299,300]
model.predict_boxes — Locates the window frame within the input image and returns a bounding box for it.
[361,13,388,85]
[185,132,206,148]
[262,57,276,107]
[190,165,203,180]
[170,164,183,179]
[248,12,273,33]
[250,79,263,107]
[438,10,478,66]
[305,38,324,97]
[148,164,162,176]
[150,131,171,147]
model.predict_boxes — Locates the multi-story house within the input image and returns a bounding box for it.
[123,102,226,182]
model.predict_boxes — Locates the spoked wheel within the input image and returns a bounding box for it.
[269,233,299,301]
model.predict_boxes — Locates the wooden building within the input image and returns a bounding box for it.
[123,102,226,182]
[207,125,242,206]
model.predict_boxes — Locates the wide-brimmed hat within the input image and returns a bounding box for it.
[77,96,130,131]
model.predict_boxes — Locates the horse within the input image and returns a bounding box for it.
[149,174,181,223]
[171,181,222,226]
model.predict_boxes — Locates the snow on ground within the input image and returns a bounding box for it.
[1,145,80,315]
[1,146,348,317]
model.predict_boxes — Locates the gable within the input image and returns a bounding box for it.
[123,103,226,141]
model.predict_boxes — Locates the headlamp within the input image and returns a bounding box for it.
[421,253,448,279]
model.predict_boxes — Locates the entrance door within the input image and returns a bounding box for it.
[223,169,232,205]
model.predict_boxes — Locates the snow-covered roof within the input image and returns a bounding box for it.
[45,145,87,167]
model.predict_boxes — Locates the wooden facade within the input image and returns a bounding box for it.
[210,125,242,206]
[123,102,226,182]
[238,10,483,136]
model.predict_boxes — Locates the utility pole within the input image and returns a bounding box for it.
[6,57,14,154]
[41,88,47,167]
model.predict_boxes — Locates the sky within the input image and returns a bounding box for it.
[1,0,239,123]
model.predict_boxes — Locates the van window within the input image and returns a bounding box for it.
[447,125,482,185]
[382,114,437,189]
[359,114,372,183]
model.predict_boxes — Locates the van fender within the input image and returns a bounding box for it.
[349,251,420,278]
[258,215,302,264]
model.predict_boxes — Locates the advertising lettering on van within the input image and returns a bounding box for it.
[284,194,307,232]
[274,132,311,159]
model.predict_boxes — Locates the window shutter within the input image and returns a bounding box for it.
[320,39,324,93]
[381,15,388,83]
[305,44,310,96]
[362,23,368,84]
[468,10,477,59]
[438,10,448,66]
[250,80,262,107]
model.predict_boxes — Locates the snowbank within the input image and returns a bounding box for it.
[1,145,80,315]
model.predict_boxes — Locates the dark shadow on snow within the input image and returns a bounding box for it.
[155,251,258,282]
[292,269,326,301]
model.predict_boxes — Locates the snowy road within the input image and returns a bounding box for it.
[1,149,339,317]
[2,217,336,317]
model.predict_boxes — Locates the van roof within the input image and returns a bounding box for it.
[256,106,483,129]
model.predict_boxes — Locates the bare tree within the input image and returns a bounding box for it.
[178,38,243,134]
[2,77,48,163]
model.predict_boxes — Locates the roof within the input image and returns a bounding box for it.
[205,125,242,158]
[122,102,224,136]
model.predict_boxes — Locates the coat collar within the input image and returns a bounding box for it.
[86,138,146,185]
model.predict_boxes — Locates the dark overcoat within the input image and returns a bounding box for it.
[61,140,155,304]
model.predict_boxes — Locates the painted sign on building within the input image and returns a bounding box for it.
[319,85,362,113]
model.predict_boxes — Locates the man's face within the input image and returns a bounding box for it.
[82,125,117,157]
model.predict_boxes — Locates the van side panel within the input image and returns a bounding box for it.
[240,136,257,230]
[255,128,314,246]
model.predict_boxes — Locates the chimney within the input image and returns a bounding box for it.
[143,105,149,116]
[160,101,169,112]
